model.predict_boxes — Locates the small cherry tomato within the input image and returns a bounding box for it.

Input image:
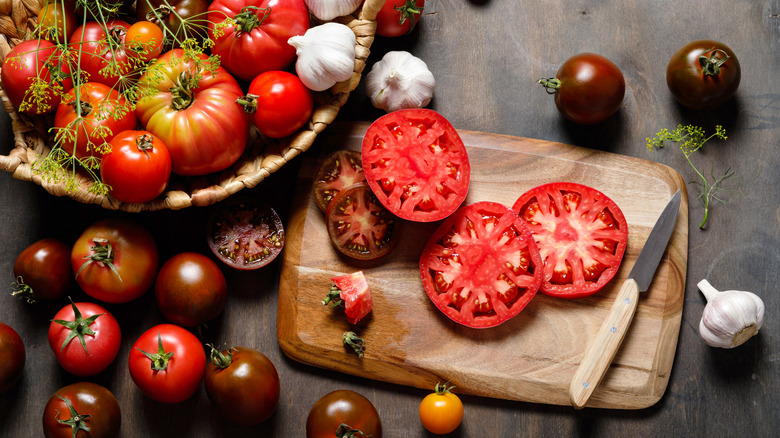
[12,238,73,303]
[101,130,172,204]
[376,0,425,37]
[0,322,25,394]
[125,20,164,63]
[37,1,77,43]
[666,40,741,110]
[238,70,313,139]
[306,390,382,438]
[154,252,227,327]
[419,382,464,435]
[42,382,121,438]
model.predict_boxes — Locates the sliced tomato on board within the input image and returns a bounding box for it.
[329,271,373,324]
[313,150,366,212]
[419,201,543,328]
[512,182,628,299]
[361,109,470,222]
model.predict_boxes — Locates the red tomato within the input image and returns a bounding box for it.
[419,382,463,435]
[68,19,133,88]
[207,0,310,82]
[136,0,210,48]
[125,20,164,63]
[361,108,471,222]
[539,53,625,125]
[0,39,72,115]
[101,130,172,204]
[71,218,159,303]
[135,49,249,176]
[12,238,73,303]
[325,271,373,324]
[419,201,544,328]
[306,390,382,438]
[0,322,25,394]
[53,82,138,160]
[204,346,280,425]
[37,1,77,43]
[375,0,425,37]
[325,183,399,260]
[42,382,121,438]
[666,40,741,111]
[512,182,629,298]
[154,252,227,327]
[128,324,206,404]
[313,150,366,212]
[48,300,121,377]
[238,70,313,138]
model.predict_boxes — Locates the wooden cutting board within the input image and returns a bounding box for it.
[278,122,688,409]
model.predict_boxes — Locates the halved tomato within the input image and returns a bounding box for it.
[361,109,470,222]
[313,150,366,212]
[326,183,399,261]
[512,182,628,299]
[419,201,543,328]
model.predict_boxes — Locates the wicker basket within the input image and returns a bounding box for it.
[0,0,383,212]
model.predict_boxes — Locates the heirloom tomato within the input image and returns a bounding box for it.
[306,390,382,438]
[42,382,121,438]
[137,0,210,48]
[207,0,310,82]
[135,49,249,176]
[53,82,137,160]
[362,108,470,222]
[125,20,164,63]
[0,39,72,115]
[512,182,629,299]
[128,324,206,404]
[71,218,159,303]
[419,382,463,435]
[101,130,172,204]
[539,53,625,125]
[12,238,73,302]
[376,0,425,37]
[48,300,121,377]
[0,322,24,394]
[419,201,543,328]
[313,150,366,212]
[154,252,227,327]
[666,40,741,110]
[324,271,373,324]
[68,19,133,88]
[205,346,280,425]
[239,70,313,138]
[37,1,77,43]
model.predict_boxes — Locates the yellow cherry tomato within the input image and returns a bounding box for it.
[419,382,464,435]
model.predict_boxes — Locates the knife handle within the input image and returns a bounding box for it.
[569,278,640,409]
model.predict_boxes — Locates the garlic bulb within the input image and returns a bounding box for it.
[288,22,356,92]
[697,279,765,348]
[365,51,435,113]
[304,0,363,21]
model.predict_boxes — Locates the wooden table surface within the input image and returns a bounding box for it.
[1,1,778,436]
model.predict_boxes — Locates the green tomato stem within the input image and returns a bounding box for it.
[538,77,561,94]
[699,47,730,76]
[54,395,92,438]
[136,332,175,371]
[52,297,103,354]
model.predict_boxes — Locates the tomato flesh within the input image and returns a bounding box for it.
[332,271,373,324]
[313,150,366,212]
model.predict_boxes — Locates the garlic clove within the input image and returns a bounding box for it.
[304,0,363,21]
[697,279,765,348]
[365,51,435,113]
[288,22,356,92]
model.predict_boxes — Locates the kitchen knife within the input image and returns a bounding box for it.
[569,189,681,409]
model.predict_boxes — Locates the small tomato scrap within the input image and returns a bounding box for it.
[323,271,373,324]
[419,382,464,435]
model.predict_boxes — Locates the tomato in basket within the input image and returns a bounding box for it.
[68,19,134,88]
[238,70,313,139]
[1,39,73,115]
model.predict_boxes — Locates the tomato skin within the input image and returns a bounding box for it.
[125,20,164,63]
[42,382,121,438]
[71,218,159,304]
[128,324,206,404]
[306,390,382,438]
[37,1,77,43]
[0,39,72,115]
[666,40,740,110]
[419,384,463,435]
[208,0,310,82]
[68,19,133,88]
[375,0,425,37]
[242,70,313,138]
[0,322,25,394]
[204,346,280,425]
[101,130,172,204]
[13,238,73,302]
[48,301,121,377]
[154,252,227,327]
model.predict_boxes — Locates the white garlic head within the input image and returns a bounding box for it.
[364,50,435,113]
[304,0,363,21]
[697,279,765,349]
[288,22,356,92]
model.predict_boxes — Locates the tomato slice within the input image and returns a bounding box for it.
[326,183,399,261]
[207,197,285,270]
[313,150,366,212]
[512,182,629,299]
[361,109,471,222]
[419,201,543,328]
[331,271,373,324]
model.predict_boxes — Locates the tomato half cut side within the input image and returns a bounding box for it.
[313,150,366,212]
[361,108,470,222]
[326,183,399,261]
[419,201,543,328]
[512,182,629,299]
[207,197,285,270]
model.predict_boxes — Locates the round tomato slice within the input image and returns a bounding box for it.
[326,183,399,261]
[361,109,470,222]
[313,150,366,212]
[512,182,629,299]
[419,201,543,328]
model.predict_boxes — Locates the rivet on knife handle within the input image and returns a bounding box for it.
[569,278,640,409]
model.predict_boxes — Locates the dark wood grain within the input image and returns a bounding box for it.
[2,0,779,436]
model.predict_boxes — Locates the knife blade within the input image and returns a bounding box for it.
[568,189,681,409]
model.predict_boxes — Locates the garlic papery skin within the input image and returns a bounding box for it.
[697,279,765,348]
[288,22,356,92]
[304,0,363,21]
[365,51,435,113]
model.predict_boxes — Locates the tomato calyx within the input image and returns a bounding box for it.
[75,238,123,283]
[394,0,423,34]
[53,395,92,438]
[206,344,236,369]
[145,5,173,22]
[135,133,155,156]
[322,284,345,308]
[104,26,127,56]
[235,93,259,114]
[342,331,365,358]
[52,297,104,354]
[434,381,455,396]
[135,332,175,371]
[538,77,562,94]
[336,422,369,438]
[170,71,199,110]
[11,276,36,304]
[699,47,731,76]
[232,6,271,35]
